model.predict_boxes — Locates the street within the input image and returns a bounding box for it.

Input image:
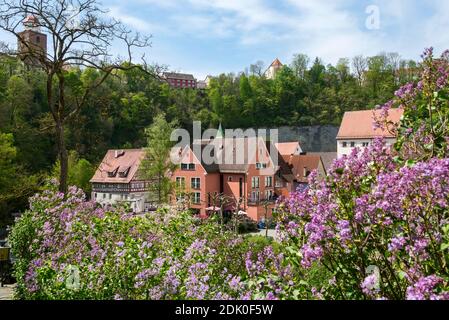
[0,284,14,300]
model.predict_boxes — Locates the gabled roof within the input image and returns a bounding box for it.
[308,152,337,174]
[163,72,196,81]
[180,137,287,174]
[337,109,403,139]
[270,58,283,68]
[275,142,301,156]
[90,149,145,184]
[284,154,323,183]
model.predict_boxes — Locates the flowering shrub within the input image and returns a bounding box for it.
[9,182,296,300]
[375,48,449,160]
[275,49,449,300]
[277,141,449,299]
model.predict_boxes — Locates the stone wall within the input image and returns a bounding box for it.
[267,125,339,152]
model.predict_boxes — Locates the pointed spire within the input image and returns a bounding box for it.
[217,122,224,139]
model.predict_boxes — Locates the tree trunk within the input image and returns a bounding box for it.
[265,206,269,238]
[158,174,161,204]
[56,121,68,194]
[56,73,68,194]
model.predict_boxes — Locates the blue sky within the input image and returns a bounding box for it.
[4,1,449,79]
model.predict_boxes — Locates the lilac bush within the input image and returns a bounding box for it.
[375,47,449,160]
[275,49,449,300]
[9,181,292,300]
[277,141,449,299]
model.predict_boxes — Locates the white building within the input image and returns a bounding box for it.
[337,109,404,158]
[264,58,283,80]
[90,149,155,213]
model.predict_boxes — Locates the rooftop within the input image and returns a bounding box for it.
[163,72,196,81]
[337,108,403,139]
[284,154,322,183]
[90,149,145,184]
[270,58,283,68]
[307,152,337,174]
[275,142,301,156]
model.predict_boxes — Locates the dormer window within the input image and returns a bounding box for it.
[303,167,311,178]
[118,166,130,178]
[107,167,119,177]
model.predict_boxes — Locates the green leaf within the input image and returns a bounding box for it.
[405,159,416,167]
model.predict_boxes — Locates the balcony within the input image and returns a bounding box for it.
[247,195,278,206]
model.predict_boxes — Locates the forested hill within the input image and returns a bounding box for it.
[0,52,418,224]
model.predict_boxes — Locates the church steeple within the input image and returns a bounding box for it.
[216,122,224,139]
[17,14,47,66]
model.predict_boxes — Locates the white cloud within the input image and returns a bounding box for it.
[104,0,449,74]
[423,0,449,53]
[277,1,380,63]
[107,6,165,33]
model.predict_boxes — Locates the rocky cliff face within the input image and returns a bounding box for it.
[269,125,339,152]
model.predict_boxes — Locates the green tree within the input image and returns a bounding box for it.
[52,150,95,194]
[290,53,309,79]
[0,133,17,192]
[0,132,40,229]
[141,113,179,204]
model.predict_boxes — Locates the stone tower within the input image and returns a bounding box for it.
[17,15,47,65]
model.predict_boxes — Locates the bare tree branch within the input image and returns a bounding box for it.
[0,0,154,193]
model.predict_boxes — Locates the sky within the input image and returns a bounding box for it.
[3,0,449,79]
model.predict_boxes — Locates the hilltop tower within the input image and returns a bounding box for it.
[264,58,283,79]
[17,15,47,65]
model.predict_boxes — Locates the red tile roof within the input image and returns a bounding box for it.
[337,109,403,139]
[270,58,283,67]
[90,149,145,184]
[23,15,39,25]
[275,142,300,156]
[285,155,322,183]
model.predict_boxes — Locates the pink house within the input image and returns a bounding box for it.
[171,138,324,222]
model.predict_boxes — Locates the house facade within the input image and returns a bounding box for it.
[163,72,197,89]
[90,149,155,213]
[337,109,404,158]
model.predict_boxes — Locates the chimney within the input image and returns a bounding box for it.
[114,150,125,158]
